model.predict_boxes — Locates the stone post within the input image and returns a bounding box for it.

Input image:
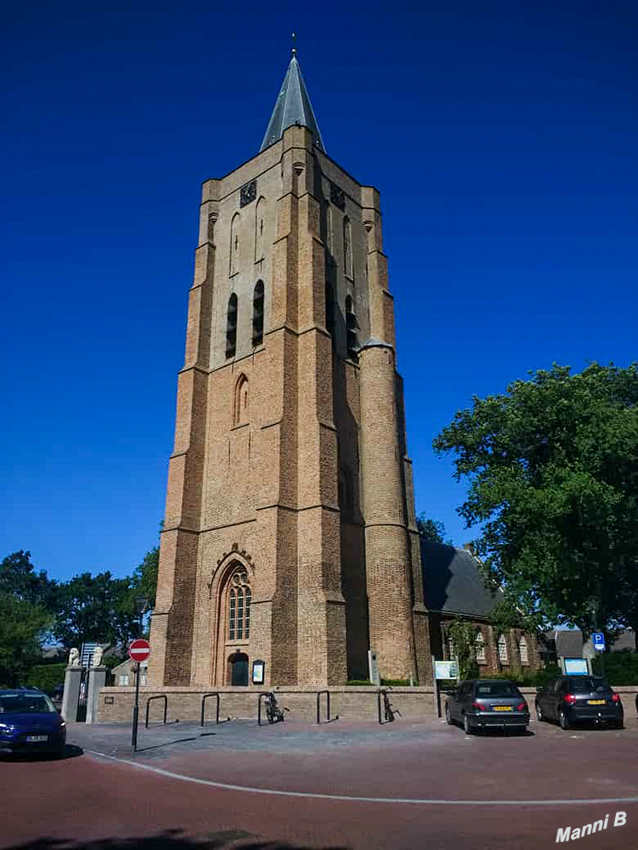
[61,666,82,723]
[86,667,107,724]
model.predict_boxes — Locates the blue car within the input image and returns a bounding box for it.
[0,689,67,758]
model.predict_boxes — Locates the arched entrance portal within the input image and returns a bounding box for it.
[229,652,249,686]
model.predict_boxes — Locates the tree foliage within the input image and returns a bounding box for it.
[434,362,638,641]
[416,515,452,545]
[446,617,479,680]
[52,571,139,649]
[0,550,58,609]
[132,546,159,611]
[0,593,52,686]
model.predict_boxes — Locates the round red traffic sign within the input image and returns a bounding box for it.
[129,638,151,662]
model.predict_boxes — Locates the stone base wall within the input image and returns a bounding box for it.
[97,685,436,723]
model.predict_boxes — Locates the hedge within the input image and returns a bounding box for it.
[592,650,638,685]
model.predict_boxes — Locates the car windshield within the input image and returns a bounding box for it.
[0,694,56,714]
[567,677,608,693]
[474,683,519,697]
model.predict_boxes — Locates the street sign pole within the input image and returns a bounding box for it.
[131,661,140,752]
[128,638,151,753]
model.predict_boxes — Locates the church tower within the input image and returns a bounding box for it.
[148,49,430,688]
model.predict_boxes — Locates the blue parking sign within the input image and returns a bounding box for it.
[592,632,605,651]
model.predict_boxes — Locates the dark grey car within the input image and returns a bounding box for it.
[445,679,529,734]
[535,676,623,729]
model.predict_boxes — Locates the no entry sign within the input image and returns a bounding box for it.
[129,639,151,662]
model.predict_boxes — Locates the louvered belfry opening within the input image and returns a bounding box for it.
[252,281,264,347]
[226,293,238,358]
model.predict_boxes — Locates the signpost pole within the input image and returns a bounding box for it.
[432,655,441,718]
[131,661,140,752]
[128,638,150,753]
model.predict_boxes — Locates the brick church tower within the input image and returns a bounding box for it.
[148,49,430,689]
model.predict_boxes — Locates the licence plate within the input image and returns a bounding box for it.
[493,706,513,711]
[587,699,606,705]
[26,735,48,742]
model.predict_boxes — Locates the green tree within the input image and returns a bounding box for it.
[0,594,52,686]
[131,546,159,610]
[53,572,139,649]
[433,362,638,646]
[447,617,479,680]
[416,515,453,545]
[0,551,57,610]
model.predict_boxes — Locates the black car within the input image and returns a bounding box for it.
[535,675,623,730]
[445,679,530,734]
[0,689,67,757]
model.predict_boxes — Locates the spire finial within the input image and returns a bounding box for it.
[291,31,297,57]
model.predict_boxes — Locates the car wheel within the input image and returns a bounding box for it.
[536,703,544,722]
[445,705,453,726]
[463,714,473,735]
[559,710,570,730]
[615,720,624,730]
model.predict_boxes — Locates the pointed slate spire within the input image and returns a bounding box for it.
[260,46,325,153]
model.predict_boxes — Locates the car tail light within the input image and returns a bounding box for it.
[471,701,486,711]
[564,693,577,705]
[611,693,621,703]
[516,702,527,711]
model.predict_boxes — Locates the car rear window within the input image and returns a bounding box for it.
[0,694,56,713]
[567,677,609,693]
[474,683,519,697]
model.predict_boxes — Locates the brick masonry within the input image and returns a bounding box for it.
[146,125,428,691]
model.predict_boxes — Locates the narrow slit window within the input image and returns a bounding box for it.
[229,589,236,640]
[345,295,358,357]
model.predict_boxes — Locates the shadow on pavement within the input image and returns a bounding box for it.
[0,744,84,762]
[1,830,349,850]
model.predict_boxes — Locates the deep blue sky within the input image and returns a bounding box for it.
[2,3,636,582]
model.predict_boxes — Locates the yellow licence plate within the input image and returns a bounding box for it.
[493,706,513,711]
[587,699,606,705]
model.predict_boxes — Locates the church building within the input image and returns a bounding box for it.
[147,50,539,690]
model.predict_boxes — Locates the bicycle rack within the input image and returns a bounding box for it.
[200,692,221,727]
[145,694,168,728]
[316,690,338,725]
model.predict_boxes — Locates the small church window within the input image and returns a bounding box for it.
[230,213,240,275]
[519,636,529,665]
[345,295,358,358]
[255,197,266,260]
[475,631,486,663]
[226,294,238,359]
[233,374,249,426]
[252,281,264,347]
[498,634,509,664]
[343,216,353,279]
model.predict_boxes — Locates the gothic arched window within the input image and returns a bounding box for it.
[233,374,249,426]
[343,216,353,279]
[255,197,266,261]
[475,630,486,663]
[230,213,240,275]
[252,281,264,347]
[519,636,529,665]
[498,634,509,664]
[345,295,358,357]
[228,569,251,640]
[226,294,238,359]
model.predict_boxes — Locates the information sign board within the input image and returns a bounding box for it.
[434,660,459,680]
[564,657,589,675]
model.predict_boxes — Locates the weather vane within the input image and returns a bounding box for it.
[291,31,297,56]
